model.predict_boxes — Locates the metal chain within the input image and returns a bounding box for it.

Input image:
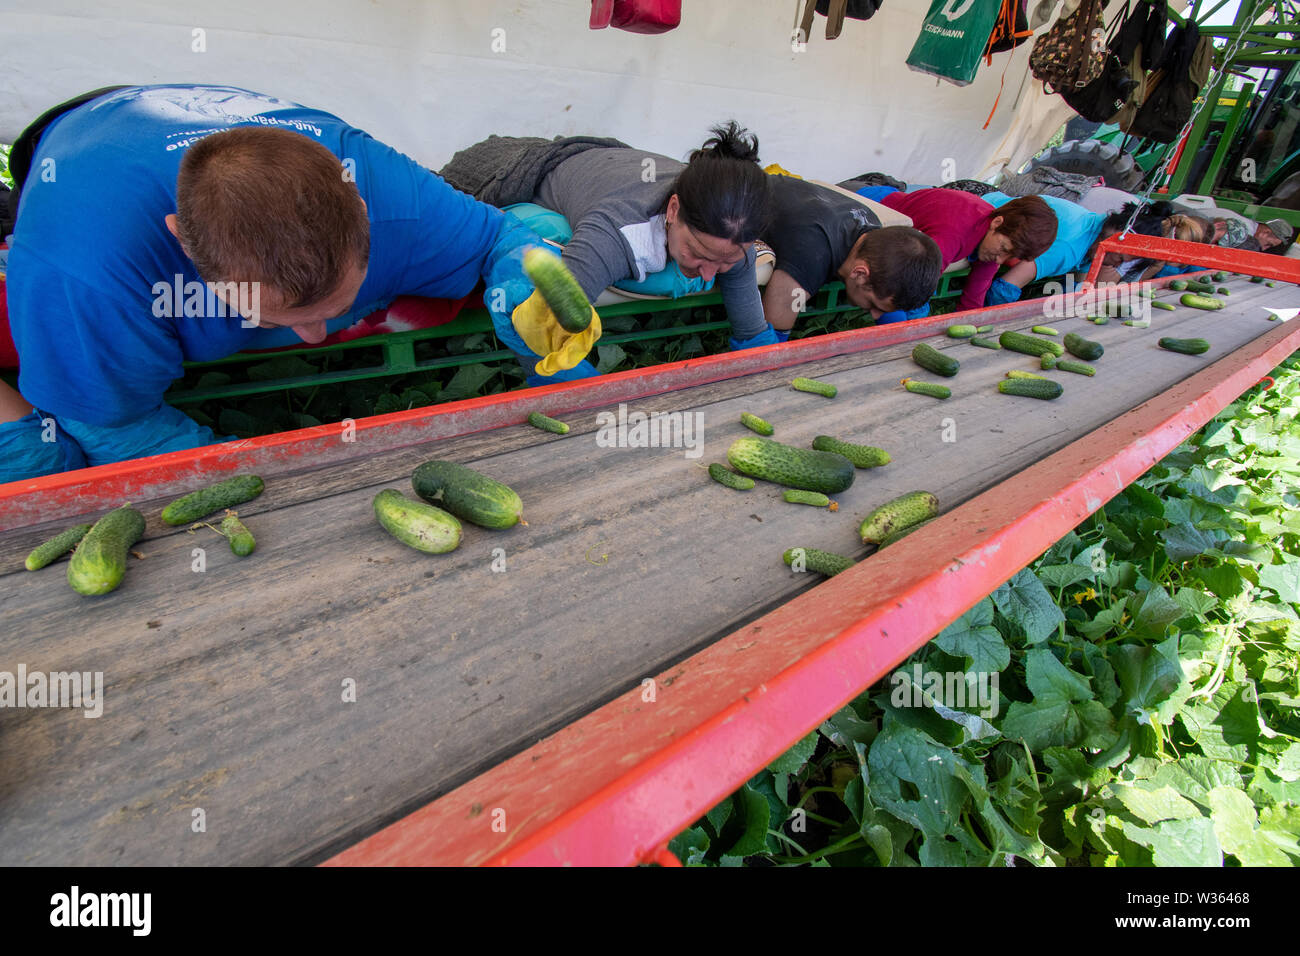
[1120,0,1263,237]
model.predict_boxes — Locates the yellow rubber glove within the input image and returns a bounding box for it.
[511,289,602,377]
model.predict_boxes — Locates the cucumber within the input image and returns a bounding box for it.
[1055,358,1096,376]
[726,436,855,494]
[411,460,525,528]
[527,411,570,435]
[25,523,92,571]
[1040,354,1056,370]
[373,489,461,554]
[1063,332,1104,361]
[708,463,755,491]
[1124,320,1150,328]
[67,506,145,596]
[902,379,951,399]
[220,513,256,557]
[1006,369,1047,380]
[1104,301,1132,318]
[858,491,939,545]
[1158,337,1211,355]
[998,378,1063,399]
[162,475,264,526]
[946,324,978,338]
[1250,276,1265,283]
[1266,281,1278,288]
[1212,271,1228,282]
[1170,280,1188,291]
[1216,287,1230,295]
[1091,316,1109,325]
[740,412,775,436]
[522,246,593,333]
[783,547,855,577]
[1183,279,1216,294]
[1151,300,1176,311]
[783,489,832,508]
[1031,325,1059,336]
[1000,331,1064,358]
[810,436,890,469]
[975,325,994,333]
[970,336,1001,350]
[912,342,960,377]
[1180,293,1224,310]
[878,516,938,548]
[791,377,837,398]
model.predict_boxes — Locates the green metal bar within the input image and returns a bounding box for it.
[1197,80,1255,195]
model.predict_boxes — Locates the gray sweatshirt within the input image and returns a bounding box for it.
[534,147,767,340]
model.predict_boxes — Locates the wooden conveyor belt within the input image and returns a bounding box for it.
[2,274,1298,865]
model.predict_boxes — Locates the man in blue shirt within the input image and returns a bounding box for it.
[0,85,542,482]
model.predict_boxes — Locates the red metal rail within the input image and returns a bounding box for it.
[1082,233,1300,287]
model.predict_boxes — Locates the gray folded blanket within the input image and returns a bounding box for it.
[438,134,630,206]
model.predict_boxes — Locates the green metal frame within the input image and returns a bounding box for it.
[165,272,978,405]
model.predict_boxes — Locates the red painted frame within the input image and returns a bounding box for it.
[1082,233,1300,286]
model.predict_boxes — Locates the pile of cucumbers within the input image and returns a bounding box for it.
[24,473,265,597]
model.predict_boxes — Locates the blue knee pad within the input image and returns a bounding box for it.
[0,410,88,483]
[857,185,899,202]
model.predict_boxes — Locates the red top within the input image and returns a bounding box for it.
[882,189,999,311]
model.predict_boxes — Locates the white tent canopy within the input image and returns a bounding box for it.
[0,0,1095,186]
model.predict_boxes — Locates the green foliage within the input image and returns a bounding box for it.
[672,354,1300,867]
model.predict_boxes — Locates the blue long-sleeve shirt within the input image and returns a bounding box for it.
[7,85,506,429]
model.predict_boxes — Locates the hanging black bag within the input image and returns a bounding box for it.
[1059,0,1142,122]
[1126,21,1215,143]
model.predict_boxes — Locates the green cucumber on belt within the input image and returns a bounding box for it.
[162,474,264,526]
[810,436,890,469]
[1031,325,1059,336]
[1183,279,1216,294]
[1170,280,1188,291]
[67,506,145,596]
[1055,358,1096,376]
[912,342,960,377]
[740,412,774,436]
[859,491,939,545]
[1180,293,1224,311]
[783,489,833,508]
[969,336,1001,350]
[522,247,593,333]
[998,378,1063,399]
[1063,332,1103,361]
[726,436,854,494]
[412,460,525,528]
[1212,271,1228,282]
[708,463,754,491]
[527,411,570,435]
[791,377,837,398]
[1040,354,1057,370]
[1151,300,1176,311]
[220,513,256,557]
[373,489,461,554]
[902,379,951,399]
[1158,337,1211,355]
[975,325,994,333]
[1006,369,1048,380]
[946,324,978,338]
[25,523,92,571]
[1000,330,1064,358]
[783,547,855,577]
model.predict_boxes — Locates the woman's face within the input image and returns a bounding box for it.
[665,194,747,281]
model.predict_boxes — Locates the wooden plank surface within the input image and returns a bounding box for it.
[1,278,1294,865]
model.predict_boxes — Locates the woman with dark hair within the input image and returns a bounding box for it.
[441,123,774,384]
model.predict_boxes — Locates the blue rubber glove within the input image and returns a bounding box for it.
[876,303,932,325]
[729,324,780,351]
[772,328,791,343]
[986,277,1023,306]
[482,216,602,386]
[57,404,230,468]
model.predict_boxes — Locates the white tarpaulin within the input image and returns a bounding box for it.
[0,0,1102,185]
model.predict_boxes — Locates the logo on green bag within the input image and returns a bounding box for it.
[939,0,975,20]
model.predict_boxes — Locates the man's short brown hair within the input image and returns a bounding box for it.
[855,226,943,312]
[994,195,1058,259]
[175,126,369,308]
